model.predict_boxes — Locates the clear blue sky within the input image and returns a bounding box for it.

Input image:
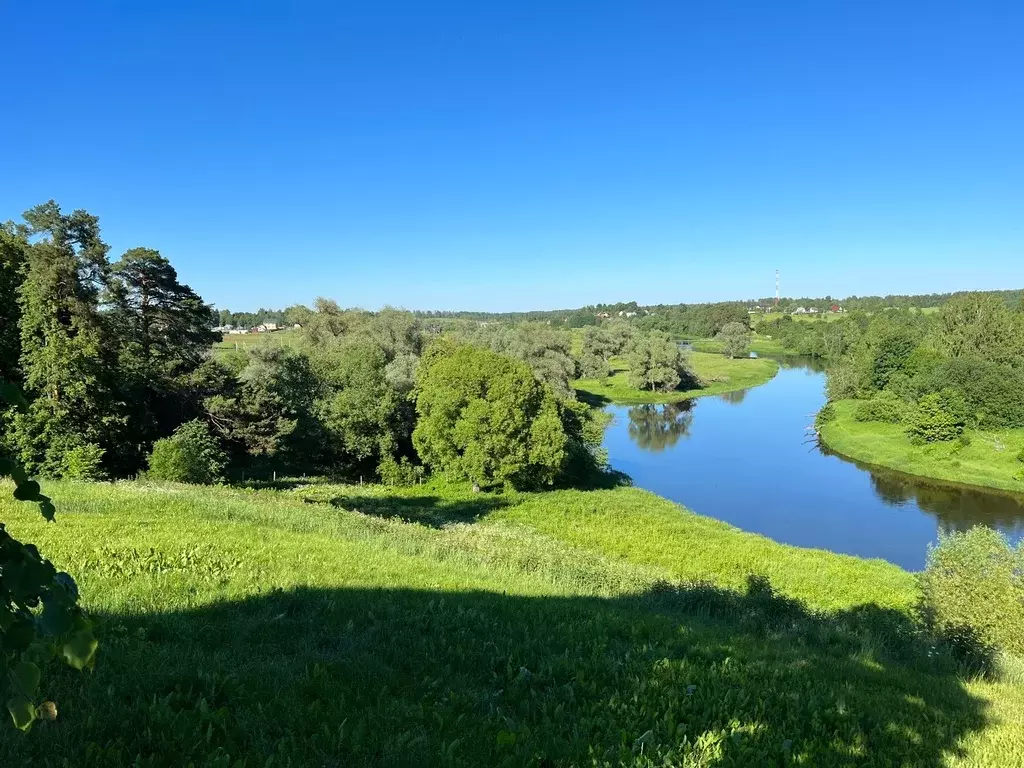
[3,2,1022,311]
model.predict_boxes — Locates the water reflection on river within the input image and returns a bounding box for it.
[601,356,1024,570]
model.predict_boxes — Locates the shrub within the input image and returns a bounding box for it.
[824,357,861,401]
[854,392,908,424]
[61,442,106,480]
[378,455,424,486]
[919,527,1024,665]
[814,403,836,428]
[146,420,227,484]
[921,357,1024,429]
[1017,448,1024,463]
[907,392,965,443]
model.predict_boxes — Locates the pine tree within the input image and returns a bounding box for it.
[13,202,121,476]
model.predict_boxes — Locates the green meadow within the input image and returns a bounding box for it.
[573,351,779,405]
[820,399,1024,494]
[2,478,1022,766]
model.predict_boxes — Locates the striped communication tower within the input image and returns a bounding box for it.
[774,269,780,310]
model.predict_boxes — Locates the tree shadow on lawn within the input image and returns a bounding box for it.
[317,493,511,528]
[16,578,991,767]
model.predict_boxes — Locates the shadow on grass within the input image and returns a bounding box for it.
[574,388,613,407]
[13,577,991,766]
[320,493,511,527]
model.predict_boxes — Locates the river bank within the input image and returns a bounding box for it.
[818,399,1024,495]
[573,350,779,404]
[599,357,1024,570]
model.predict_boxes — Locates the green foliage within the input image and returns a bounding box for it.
[147,420,227,484]
[377,455,425,486]
[920,357,1024,429]
[53,439,106,481]
[464,322,578,399]
[939,293,1023,365]
[577,350,610,379]
[0,380,95,732]
[0,225,28,382]
[920,527,1024,664]
[413,342,569,488]
[625,332,695,393]
[907,392,966,443]
[714,321,751,358]
[854,392,910,424]
[815,403,836,428]
[636,301,748,338]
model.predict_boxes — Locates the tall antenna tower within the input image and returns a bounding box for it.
[774,269,780,310]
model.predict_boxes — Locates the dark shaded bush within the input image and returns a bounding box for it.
[854,392,909,424]
[920,358,1024,429]
[147,420,227,484]
[919,527,1024,667]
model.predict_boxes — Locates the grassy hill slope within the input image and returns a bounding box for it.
[1,480,1021,766]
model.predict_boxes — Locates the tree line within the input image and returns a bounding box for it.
[816,294,1024,444]
[6,202,694,489]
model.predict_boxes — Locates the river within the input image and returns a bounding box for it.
[601,356,1024,570]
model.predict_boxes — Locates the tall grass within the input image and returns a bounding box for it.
[0,479,1021,765]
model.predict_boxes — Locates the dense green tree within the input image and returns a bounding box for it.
[467,322,578,399]
[626,332,695,393]
[206,346,321,468]
[413,341,569,488]
[314,340,416,478]
[10,202,122,476]
[938,292,1022,365]
[716,321,751,358]
[0,224,28,382]
[104,248,218,471]
[107,248,216,374]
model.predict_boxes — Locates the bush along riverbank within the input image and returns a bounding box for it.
[1,477,1023,765]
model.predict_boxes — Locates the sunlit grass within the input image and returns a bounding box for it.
[820,399,1024,494]
[573,351,779,404]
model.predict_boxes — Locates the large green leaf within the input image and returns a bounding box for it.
[7,695,36,731]
[62,629,98,671]
[10,661,40,696]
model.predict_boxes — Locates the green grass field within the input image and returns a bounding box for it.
[573,351,779,405]
[211,328,301,358]
[820,400,1024,494]
[689,334,797,357]
[2,478,1022,765]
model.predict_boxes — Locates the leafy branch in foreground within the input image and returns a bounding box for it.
[0,380,96,731]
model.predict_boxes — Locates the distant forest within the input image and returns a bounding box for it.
[223,288,1024,330]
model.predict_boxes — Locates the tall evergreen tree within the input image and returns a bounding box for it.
[0,223,28,382]
[13,202,120,476]
[105,247,218,471]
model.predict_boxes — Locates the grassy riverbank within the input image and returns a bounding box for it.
[690,334,799,357]
[573,350,779,404]
[3,478,1022,765]
[820,400,1024,494]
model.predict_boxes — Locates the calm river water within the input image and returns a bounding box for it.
[601,356,1024,570]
